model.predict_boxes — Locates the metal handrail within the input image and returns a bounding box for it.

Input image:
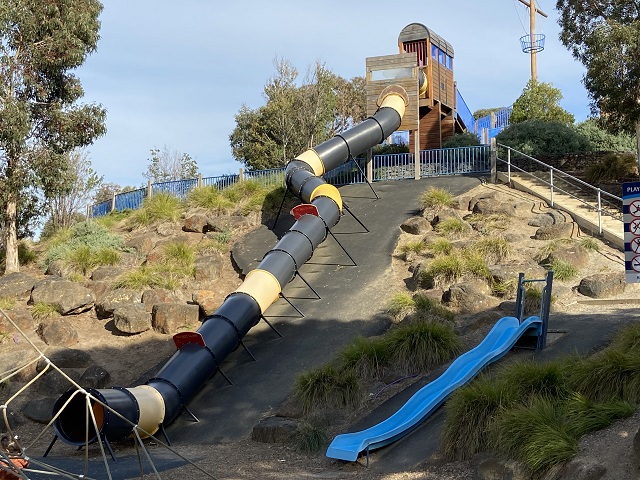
[496,143,623,234]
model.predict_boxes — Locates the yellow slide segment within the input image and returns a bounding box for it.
[234,269,282,313]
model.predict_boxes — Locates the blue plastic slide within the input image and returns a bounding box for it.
[326,316,542,461]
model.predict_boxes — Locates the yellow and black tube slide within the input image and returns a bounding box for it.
[51,86,408,450]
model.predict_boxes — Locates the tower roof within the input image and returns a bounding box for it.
[398,23,454,57]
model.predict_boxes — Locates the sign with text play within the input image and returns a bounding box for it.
[623,181,640,283]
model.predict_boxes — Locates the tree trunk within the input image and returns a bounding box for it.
[636,119,640,175]
[3,195,19,274]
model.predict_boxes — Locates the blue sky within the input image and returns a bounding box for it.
[77,0,591,188]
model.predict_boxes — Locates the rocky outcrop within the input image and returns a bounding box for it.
[95,288,142,319]
[30,278,95,315]
[113,304,152,334]
[152,303,200,334]
[578,272,626,298]
[0,272,37,298]
[400,216,431,235]
[36,318,79,346]
[534,222,575,240]
[251,416,298,444]
[442,281,500,314]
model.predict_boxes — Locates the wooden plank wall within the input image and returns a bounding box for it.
[365,53,419,131]
[431,64,455,108]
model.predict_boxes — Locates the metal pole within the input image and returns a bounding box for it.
[507,148,511,183]
[597,189,602,235]
[490,138,497,183]
[530,0,537,82]
[549,169,554,207]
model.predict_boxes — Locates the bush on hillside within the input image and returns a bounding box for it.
[442,132,480,148]
[496,119,590,156]
[585,152,638,184]
[575,118,636,153]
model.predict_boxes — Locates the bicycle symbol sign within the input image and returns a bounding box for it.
[631,219,640,235]
[631,200,640,217]
[632,237,640,254]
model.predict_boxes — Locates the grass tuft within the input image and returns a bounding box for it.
[545,258,579,281]
[421,187,455,210]
[294,365,363,413]
[578,237,600,252]
[31,302,60,319]
[435,218,469,239]
[129,192,182,227]
[0,298,16,310]
[386,320,462,374]
[291,422,328,453]
[386,292,415,319]
[428,238,453,256]
[473,237,511,264]
[465,213,510,234]
[340,336,389,378]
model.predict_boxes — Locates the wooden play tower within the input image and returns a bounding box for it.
[366,23,467,154]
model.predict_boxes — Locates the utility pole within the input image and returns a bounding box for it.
[517,0,548,82]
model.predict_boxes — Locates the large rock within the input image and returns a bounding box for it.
[194,255,224,282]
[95,289,142,319]
[30,277,95,315]
[472,198,532,218]
[37,318,79,346]
[142,288,186,313]
[578,272,626,298]
[152,303,200,334]
[183,213,210,233]
[37,348,92,372]
[400,216,431,235]
[442,280,499,314]
[36,369,79,395]
[634,426,640,465]
[91,266,125,281]
[45,259,74,278]
[22,398,56,424]
[207,215,250,233]
[252,416,299,444]
[476,456,529,480]
[0,272,37,298]
[554,457,607,480]
[113,304,152,334]
[488,263,548,285]
[124,235,155,255]
[80,365,112,389]
[192,290,221,317]
[534,222,575,240]
[0,307,35,337]
[542,244,590,270]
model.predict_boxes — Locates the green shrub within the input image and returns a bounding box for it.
[423,254,465,286]
[575,118,636,153]
[435,218,469,239]
[43,221,125,269]
[565,392,634,437]
[578,237,600,252]
[496,119,590,156]
[428,238,453,256]
[491,397,577,473]
[442,132,480,148]
[31,302,60,319]
[443,374,515,460]
[187,185,233,212]
[565,349,640,404]
[0,298,16,310]
[609,322,640,353]
[399,240,426,257]
[386,292,415,319]
[413,293,455,321]
[294,365,363,412]
[113,266,180,290]
[491,279,517,298]
[291,422,328,453]
[461,249,491,280]
[340,336,390,378]
[473,237,511,264]
[585,152,638,184]
[421,187,455,210]
[386,320,462,374]
[129,192,182,227]
[545,258,579,281]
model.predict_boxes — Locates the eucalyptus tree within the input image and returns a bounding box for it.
[0,0,107,272]
[557,0,640,167]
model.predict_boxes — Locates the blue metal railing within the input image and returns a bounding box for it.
[244,168,285,188]
[421,145,490,176]
[88,146,491,217]
[456,90,476,133]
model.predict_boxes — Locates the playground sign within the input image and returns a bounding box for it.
[623,181,640,283]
